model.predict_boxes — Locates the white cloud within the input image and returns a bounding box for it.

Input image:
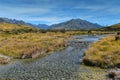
[0,5,51,15]
[24,17,72,24]
[0,0,120,25]
[0,5,53,24]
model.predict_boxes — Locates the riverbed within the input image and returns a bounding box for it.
[0,35,104,80]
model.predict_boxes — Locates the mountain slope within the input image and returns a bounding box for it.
[0,18,50,29]
[51,19,102,30]
[0,22,39,34]
[0,22,35,30]
[0,18,28,25]
[102,23,120,31]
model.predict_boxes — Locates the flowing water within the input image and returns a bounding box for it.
[0,35,103,80]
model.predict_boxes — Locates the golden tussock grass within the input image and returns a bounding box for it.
[0,32,69,58]
[83,35,120,68]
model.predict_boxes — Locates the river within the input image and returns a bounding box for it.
[0,35,103,80]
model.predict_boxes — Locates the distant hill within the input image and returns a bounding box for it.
[102,23,120,31]
[0,22,39,34]
[0,22,35,31]
[35,24,50,29]
[51,19,102,30]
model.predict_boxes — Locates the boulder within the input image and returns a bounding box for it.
[108,69,120,80]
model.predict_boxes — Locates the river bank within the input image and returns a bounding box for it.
[0,35,107,80]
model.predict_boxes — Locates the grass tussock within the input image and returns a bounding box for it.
[83,35,120,68]
[0,32,69,58]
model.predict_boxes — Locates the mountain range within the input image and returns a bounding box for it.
[1,17,117,30]
[0,18,50,29]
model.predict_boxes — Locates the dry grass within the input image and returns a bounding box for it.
[0,22,34,31]
[91,31,115,34]
[0,32,69,58]
[65,31,87,35]
[83,35,120,68]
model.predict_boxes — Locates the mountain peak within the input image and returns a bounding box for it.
[51,18,102,30]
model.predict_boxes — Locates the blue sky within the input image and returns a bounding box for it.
[0,0,120,25]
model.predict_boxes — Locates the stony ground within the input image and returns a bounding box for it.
[77,65,107,80]
[0,35,106,80]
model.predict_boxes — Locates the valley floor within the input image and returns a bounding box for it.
[0,35,107,80]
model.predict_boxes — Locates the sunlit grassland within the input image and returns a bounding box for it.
[83,35,120,68]
[0,32,69,58]
[0,22,35,31]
